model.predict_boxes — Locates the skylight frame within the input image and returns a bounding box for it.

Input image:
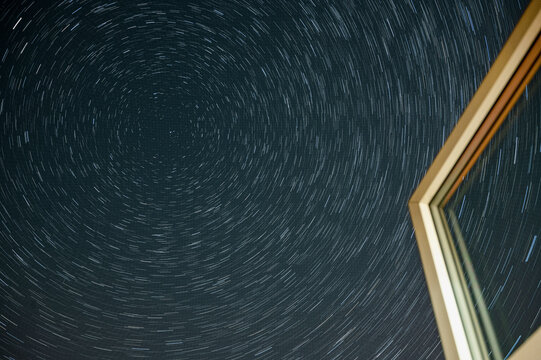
[408,2,541,359]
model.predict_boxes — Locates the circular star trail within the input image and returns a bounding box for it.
[0,0,530,359]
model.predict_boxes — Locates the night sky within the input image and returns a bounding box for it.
[0,0,532,359]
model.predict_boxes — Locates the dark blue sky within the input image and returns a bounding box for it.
[0,0,530,358]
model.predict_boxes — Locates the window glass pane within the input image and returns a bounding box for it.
[444,69,541,358]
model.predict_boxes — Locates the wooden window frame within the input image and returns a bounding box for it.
[408,2,541,359]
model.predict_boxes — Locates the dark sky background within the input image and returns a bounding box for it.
[0,0,531,359]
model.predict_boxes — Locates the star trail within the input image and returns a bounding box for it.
[0,0,532,359]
